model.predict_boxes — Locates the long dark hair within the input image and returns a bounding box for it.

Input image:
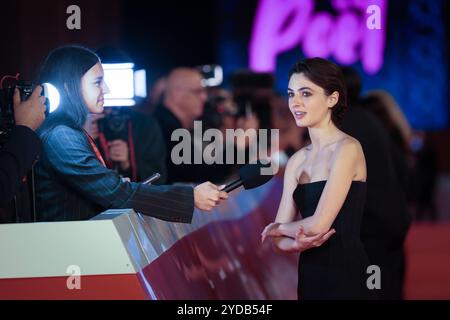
[38,45,100,133]
[289,58,347,126]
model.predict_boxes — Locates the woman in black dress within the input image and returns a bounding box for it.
[262,58,374,300]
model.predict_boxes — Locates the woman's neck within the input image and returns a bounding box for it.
[307,122,343,150]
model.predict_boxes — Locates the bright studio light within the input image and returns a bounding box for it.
[102,63,148,107]
[102,63,135,107]
[42,83,60,113]
[134,69,147,98]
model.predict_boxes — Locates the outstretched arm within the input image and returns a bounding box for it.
[296,140,365,235]
[262,139,365,252]
[261,149,334,252]
[274,139,365,236]
[263,226,336,253]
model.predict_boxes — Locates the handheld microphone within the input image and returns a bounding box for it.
[142,173,161,185]
[222,161,274,193]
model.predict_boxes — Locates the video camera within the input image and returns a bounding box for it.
[98,107,131,142]
[0,76,60,144]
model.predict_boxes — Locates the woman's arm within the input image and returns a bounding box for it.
[262,217,316,239]
[262,138,365,254]
[263,149,307,250]
[264,226,336,253]
[263,139,365,236]
[295,139,365,235]
[273,149,305,223]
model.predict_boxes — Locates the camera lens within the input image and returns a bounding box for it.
[16,81,33,101]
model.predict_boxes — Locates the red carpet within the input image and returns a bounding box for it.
[404,222,450,299]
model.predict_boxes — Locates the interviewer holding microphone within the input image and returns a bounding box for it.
[34,45,227,222]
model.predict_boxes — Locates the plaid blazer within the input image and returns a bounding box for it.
[35,124,194,222]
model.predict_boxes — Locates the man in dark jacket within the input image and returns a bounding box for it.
[84,108,168,184]
[1,86,46,222]
[341,67,412,300]
[154,68,233,184]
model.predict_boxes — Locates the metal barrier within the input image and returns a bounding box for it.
[0,177,298,300]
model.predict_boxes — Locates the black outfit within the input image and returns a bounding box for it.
[0,125,41,205]
[341,106,411,299]
[293,180,374,300]
[153,104,232,184]
[97,110,167,184]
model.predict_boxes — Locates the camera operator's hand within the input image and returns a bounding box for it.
[194,182,228,212]
[83,113,105,139]
[108,139,130,170]
[13,87,46,131]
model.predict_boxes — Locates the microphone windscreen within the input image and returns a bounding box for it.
[239,161,274,190]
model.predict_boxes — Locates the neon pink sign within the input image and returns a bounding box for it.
[249,0,387,74]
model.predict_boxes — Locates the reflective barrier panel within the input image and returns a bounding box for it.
[0,178,298,300]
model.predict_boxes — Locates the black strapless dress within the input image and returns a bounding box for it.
[293,181,375,300]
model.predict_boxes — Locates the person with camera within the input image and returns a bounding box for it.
[34,45,228,222]
[83,108,168,184]
[0,86,46,207]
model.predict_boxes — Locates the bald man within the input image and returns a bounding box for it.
[153,68,231,184]
[159,68,207,129]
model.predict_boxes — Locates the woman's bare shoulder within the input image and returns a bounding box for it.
[332,134,366,180]
[286,145,310,169]
[335,134,363,155]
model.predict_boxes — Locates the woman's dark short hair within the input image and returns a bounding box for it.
[289,58,347,126]
[38,45,100,129]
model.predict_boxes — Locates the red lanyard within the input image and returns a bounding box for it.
[98,131,112,168]
[97,121,137,182]
[83,129,106,167]
[128,121,137,182]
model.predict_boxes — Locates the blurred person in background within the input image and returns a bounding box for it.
[200,87,265,181]
[153,67,230,184]
[83,108,167,184]
[361,92,412,194]
[341,67,412,299]
[365,90,412,152]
